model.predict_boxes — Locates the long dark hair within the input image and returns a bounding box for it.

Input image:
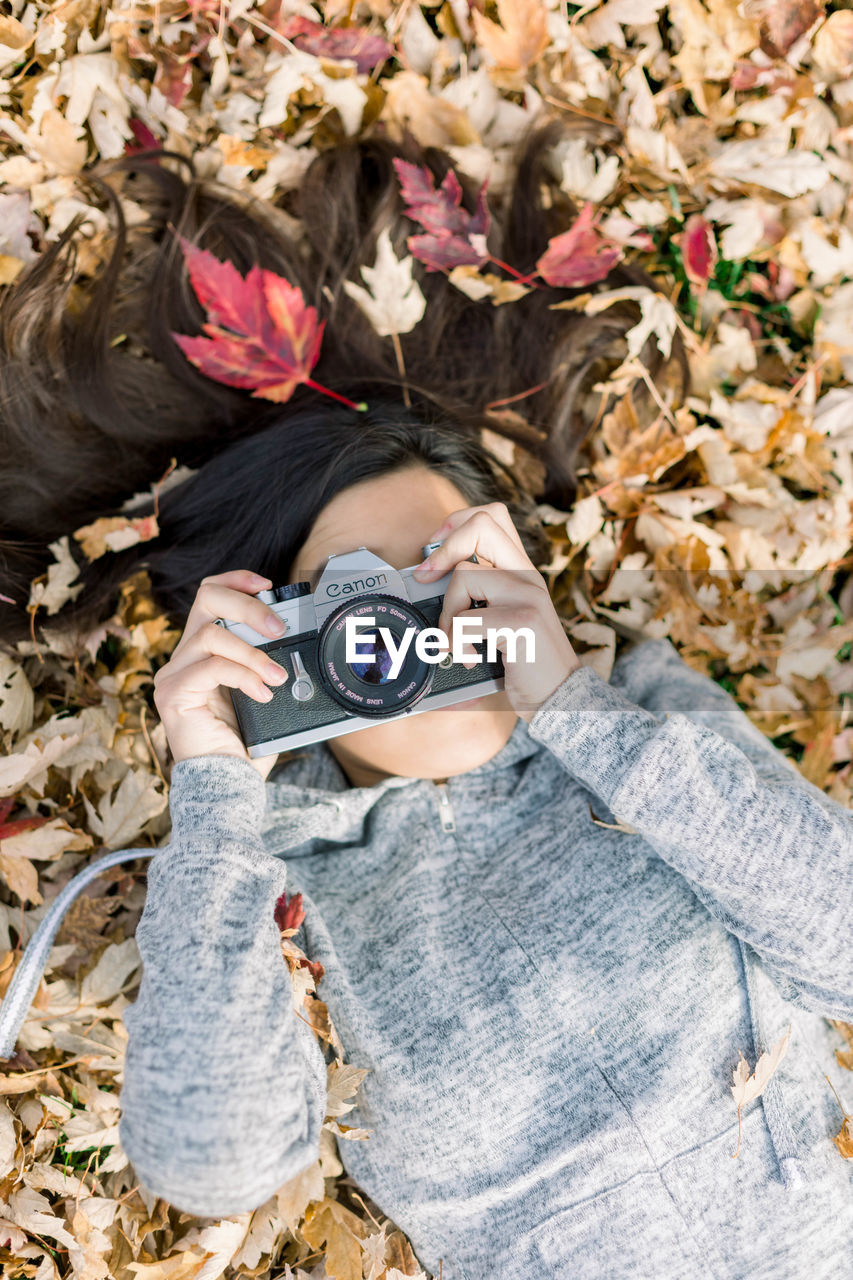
[0,109,690,646]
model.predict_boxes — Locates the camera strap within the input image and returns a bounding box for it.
[0,846,156,1060]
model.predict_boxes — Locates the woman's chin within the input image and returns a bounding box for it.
[399,692,518,764]
[327,689,518,785]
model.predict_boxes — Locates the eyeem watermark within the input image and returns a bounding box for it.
[345,616,535,680]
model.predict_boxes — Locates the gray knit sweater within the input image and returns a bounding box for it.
[118,637,853,1279]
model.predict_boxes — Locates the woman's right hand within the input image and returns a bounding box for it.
[152,570,290,779]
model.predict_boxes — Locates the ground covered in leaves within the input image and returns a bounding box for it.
[2,0,853,1277]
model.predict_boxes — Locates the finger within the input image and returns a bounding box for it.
[436,563,546,634]
[414,509,532,582]
[162,619,289,687]
[427,502,528,555]
[182,574,289,647]
[156,654,280,707]
[447,605,539,668]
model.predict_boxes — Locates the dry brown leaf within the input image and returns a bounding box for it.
[730,1024,791,1158]
[0,14,33,52]
[72,514,160,562]
[26,536,84,618]
[81,767,167,848]
[1,819,88,906]
[472,0,549,75]
[54,892,124,954]
[812,9,853,77]
[276,1157,326,1234]
[830,1020,853,1072]
[326,1060,373,1120]
[383,1229,423,1276]
[0,733,83,799]
[834,1114,853,1159]
[300,1196,370,1280]
[0,654,34,736]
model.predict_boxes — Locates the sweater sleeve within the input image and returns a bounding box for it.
[526,640,853,1022]
[118,754,328,1218]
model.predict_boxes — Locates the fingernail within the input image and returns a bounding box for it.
[414,558,438,577]
[266,614,287,636]
[266,661,287,681]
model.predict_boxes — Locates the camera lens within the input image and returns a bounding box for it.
[348,630,394,685]
[318,594,434,717]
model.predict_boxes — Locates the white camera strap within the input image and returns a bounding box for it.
[0,847,156,1060]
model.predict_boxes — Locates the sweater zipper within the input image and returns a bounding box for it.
[432,779,456,833]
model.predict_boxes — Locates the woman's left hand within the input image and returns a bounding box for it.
[412,501,582,723]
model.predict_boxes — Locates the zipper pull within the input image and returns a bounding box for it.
[433,779,456,833]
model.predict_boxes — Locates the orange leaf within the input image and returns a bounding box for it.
[472,0,549,71]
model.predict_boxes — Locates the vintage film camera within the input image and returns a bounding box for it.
[216,541,505,756]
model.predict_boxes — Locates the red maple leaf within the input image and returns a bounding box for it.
[0,796,52,841]
[278,16,394,73]
[676,213,718,286]
[125,118,159,153]
[274,888,306,933]
[171,235,364,410]
[535,202,624,288]
[392,158,490,273]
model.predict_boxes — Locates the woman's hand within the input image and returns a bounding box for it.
[412,502,582,724]
[152,570,289,780]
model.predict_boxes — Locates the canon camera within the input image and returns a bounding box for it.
[215,540,505,756]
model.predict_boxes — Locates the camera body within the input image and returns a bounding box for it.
[216,541,505,756]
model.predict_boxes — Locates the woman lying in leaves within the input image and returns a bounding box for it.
[1,113,852,1279]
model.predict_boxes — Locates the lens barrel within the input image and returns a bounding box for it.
[317,594,435,717]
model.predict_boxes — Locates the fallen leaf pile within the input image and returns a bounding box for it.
[2,0,853,1277]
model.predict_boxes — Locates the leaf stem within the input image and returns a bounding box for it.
[390,332,411,408]
[484,379,552,410]
[303,379,367,411]
[487,254,540,287]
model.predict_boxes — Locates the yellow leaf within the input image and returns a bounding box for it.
[275,1157,325,1233]
[0,852,40,904]
[834,1114,853,1159]
[0,254,25,284]
[472,0,549,71]
[301,1197,369,1280]
[0,14,33,50]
